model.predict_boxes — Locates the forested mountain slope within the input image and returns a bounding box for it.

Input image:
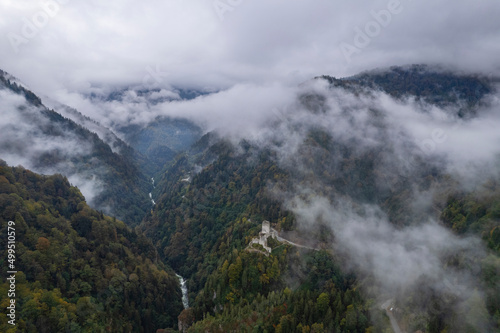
[0,161,183,332]
[319,64,494,116]
[0,70,151,225]
[1,65,499,332]
[142,66,500,332]
[141,137,375,332]
[118,117,202,176]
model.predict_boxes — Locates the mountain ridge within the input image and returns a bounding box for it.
[1,64,499,332]
[0,69,151,224]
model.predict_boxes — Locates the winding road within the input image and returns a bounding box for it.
[275,234,319,251]
[387,310,403,333]
[381,300,404,333]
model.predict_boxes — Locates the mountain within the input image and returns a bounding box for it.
[140,136,376,332]
[102,87,207,176]
[92,86,210,105]
[118,117,202,176]
[77,85,206,176]
[1,65,499,332]
[42,98,126,154]
[0,162,183,332]
[0,70,151,225]
[318,64,494,117]
[141,65,500,332]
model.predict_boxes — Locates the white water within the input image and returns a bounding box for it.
[151,177,188,308]
[176,274,189,309]
[149,178,156,205]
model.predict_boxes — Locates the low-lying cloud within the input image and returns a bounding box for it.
[189,77,499,329]
[0,88,104,204]
[52,82,298,142]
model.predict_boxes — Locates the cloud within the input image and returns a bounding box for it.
[0,88,103,203]
[377,92,500,186]
[49,64,500,189]
[221,80,499,329]
[68,70,500,189]
[50,82,298,142]
[288,195,484,292]
[0,0,499,100]
[286,194,490,330]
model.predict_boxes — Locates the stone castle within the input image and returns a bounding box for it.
[247,221,278,254]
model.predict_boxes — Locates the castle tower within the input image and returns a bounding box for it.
[262,221,271,234]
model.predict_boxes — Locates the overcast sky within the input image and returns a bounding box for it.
[1,0,500,97]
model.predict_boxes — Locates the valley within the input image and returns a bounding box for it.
[1,65,500,332]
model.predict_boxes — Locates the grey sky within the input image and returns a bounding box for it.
[1,0,500,98]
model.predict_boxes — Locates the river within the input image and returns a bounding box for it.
[176,274,189,309]
[150,177,188,309]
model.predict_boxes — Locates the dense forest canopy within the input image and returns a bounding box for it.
[0,161,183,332]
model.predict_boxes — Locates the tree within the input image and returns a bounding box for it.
[316,292,330,314]
[228,256,243,287]
[36,237,51,252]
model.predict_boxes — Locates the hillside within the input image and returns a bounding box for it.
[1,66,499,332]
[118,117,202,176]
[318,64,494,117]
[0,70,151,225]
[0,161,183,332]
[141,66,500,332]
